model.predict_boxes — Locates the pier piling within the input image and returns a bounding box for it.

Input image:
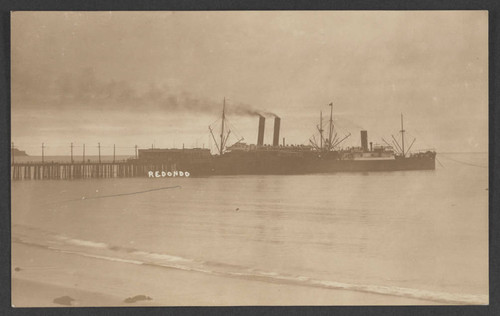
[10,161,151,180]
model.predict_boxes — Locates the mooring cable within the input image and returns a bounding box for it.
[436,156,445,168]
[438,154,487,169]
[63,185,182,202]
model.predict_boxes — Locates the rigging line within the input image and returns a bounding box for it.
[436,157,445,169]
[208,126,220,153]
[391,140,403,155]
[209,116,220,127]
[438,154,487,169]
[305,122,329,145]
[64,185,182,202]
[306,123,326,145]
[405,138,417,155]
[225,119,243,141]
[316,125,327,146]
[229,121,243,140]
[381,138,394,148]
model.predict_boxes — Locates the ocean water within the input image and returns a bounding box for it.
[11,153,488,305]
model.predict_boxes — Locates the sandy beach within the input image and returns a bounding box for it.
[12,242,443,307]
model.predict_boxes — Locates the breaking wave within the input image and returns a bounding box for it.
[12,226,488,305]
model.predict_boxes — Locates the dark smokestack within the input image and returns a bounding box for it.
[361,130,368,152]
[257,115,265,146]
[273,117,281,146]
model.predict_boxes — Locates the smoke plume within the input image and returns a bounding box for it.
[226,102,278,118]
[13,67,279,118]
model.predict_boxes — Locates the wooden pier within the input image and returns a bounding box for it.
[11,161,176,180]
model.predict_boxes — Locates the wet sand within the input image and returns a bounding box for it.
[12,243,442,307]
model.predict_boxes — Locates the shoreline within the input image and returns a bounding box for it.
[12,242,446,307]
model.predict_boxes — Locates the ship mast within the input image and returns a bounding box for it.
[319,111,323,150]
[400,113,405,157]
[328,102,333,151]
[310,100,350,152]
[384,114,416,157]
[220,98,226,156]
[208,98,229,155]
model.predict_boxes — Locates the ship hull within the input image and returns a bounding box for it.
[202,154,436,176]
[139,152,436,177]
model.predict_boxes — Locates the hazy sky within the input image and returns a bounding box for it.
[11,11,487,155]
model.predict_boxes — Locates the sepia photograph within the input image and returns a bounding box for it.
[10,11,488,306]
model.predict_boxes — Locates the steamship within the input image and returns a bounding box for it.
[137,100,436,176]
